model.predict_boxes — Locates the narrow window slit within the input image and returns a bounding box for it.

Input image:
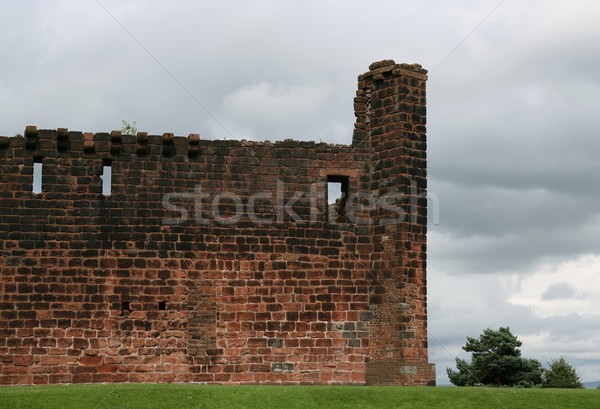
[327,175,349,223]
[158,301,166,311]
[101,159,112,196]
[32,157,43,194]
[121,301,131,317]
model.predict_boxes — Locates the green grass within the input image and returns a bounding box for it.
[0,384,598,409]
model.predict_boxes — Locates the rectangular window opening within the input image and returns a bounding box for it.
[32,157,43,194]
[327,175,349,223]
[101,159,112,196]
[121,301,131,317]
[158,301,166,311]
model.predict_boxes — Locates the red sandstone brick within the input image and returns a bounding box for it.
[3,366,28,375]
[48,374,72,383]
[32,374,49,384]
[97,364,118,373]
[17,375,33,384]
[47,348,67,356]
[72,373,92,383]
[30,365,52,374]
[40,355,77,365]
[0,61,433,387]
[112,373,129,383]
[80,355,102,365]
[13,355,34,366]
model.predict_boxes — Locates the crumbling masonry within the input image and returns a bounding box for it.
[0,60,435,385]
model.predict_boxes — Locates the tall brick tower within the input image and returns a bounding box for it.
[353,60,435,385]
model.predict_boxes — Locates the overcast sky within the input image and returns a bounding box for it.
[2,1,600,385]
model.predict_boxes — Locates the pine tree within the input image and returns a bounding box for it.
[447,327,543,387]
[542,357,584,389]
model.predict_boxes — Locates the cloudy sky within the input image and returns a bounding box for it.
[2,1,600,384]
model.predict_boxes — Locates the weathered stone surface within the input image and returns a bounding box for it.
[0,61,434,386]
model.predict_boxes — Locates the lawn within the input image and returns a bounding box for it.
[0,384,598,409]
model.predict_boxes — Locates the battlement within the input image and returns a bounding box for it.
[0,127,353,157]
[0,60,434,386]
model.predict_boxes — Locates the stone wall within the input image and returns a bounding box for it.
[0,60,435,385]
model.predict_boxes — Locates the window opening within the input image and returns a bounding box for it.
[158,301,166,311]
[101,159,112,196]
[327,175,349,223]
[32,157,43,194]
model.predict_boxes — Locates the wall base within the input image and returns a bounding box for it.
[366,361,436,386]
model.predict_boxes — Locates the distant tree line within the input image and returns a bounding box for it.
[447,327,584,388]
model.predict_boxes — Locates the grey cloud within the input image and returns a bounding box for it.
[430,270,600,383]
[542,282,576,301]
[2,0,600,384]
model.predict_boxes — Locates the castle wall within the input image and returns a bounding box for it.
[0,60,435,385]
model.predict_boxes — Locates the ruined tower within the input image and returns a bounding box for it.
[0,60,435,385]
